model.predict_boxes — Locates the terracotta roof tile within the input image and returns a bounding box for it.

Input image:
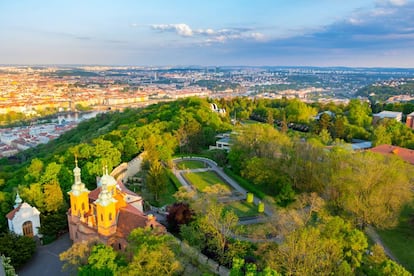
[116,208,148,237]
[89,187,102,201]
[6,203,22,220]
[370,144,414,165]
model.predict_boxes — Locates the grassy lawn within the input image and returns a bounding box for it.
[225,200,258,218]
[176,160,206,170]
[145,176,181,207]
[377,203,414,273]
[183,171,231,192]
[235,223,273,239]
[223,168,266,199]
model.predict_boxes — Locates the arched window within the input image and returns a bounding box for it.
[118,243,122,250]
[109,213,112,221]
[22,221,33,237]
[101,214,104,222]
[82,202,85,210]
[74,204,77,211]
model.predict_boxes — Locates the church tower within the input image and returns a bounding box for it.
[68,159,90,221]
[95,179,117,236]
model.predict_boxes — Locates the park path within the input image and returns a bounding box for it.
[365,225,399,262]
[172,157,274,220]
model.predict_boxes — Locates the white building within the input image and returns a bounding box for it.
[373,111,402,123]
[6,194,41,237]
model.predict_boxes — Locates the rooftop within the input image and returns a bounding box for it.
[370,144,414,165]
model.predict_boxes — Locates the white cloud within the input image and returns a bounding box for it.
[151,23,265,43]
[151,23,193,37]
[388,0,407,6]
[376,0,407,6]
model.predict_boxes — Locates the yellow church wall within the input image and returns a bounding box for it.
[96,202,117,236]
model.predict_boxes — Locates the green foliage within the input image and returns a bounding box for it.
[39,209,68,242]
[285,99,317,123]
[79,244,122,275]
[181,200,240,266]
[122,228,182,276]
[0,232,36,268]
[223,168,266,199]
[272,216,368,275]
[346,99,372,128]
[145,160,168,202]
[372,118,414,149]
[377,203,414,273]
[331,152,413,228]
[1,255,17,276]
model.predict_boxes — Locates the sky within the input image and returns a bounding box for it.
[1,0,414,67]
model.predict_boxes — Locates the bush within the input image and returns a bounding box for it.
[223,168,266,199]
[0,232,36,268]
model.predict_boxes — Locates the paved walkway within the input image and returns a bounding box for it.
[18,234,72,276]
[365,225,398,262]
[173,157,273,218]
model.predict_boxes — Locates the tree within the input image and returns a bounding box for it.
[120,228,182,276]
[78,244,122,275]
[332,152,413,228]
[119,244,182,276]
[274,227,342,275]
[24,158,44,183]
[166,202,194,233]
[230,257,281,276]
[285,99,317,123]
[372,124,392,146]
[0,232,36,268]
[39,209,68,239]
[273,216,368,275]
[347,99,372,128]
[182,199,239,265]
[145,160,167,202]
[59,238,100,272]
[39,162,61,185]
[43,180,64,212]
[21,183,44,211]
[1,254,17,276]
[331,115,346,139]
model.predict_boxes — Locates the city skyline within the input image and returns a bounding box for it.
[1,0,414,67]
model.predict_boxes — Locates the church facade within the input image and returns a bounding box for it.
[67,161,164,250]
[6,193,41,237]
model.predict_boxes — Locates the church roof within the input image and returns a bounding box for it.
[6,202,40,220]
[115,207,151,237]
[89,187,102,201]
[6,203,22,220]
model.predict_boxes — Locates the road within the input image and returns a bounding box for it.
[18,234,72,276]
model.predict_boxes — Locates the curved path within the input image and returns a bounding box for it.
[365,226,398,262]
[172,157,273,219]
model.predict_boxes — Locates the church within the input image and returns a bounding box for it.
[67,160,164,250]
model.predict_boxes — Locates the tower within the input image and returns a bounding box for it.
[95,180,117,236]
[68,159,90,221]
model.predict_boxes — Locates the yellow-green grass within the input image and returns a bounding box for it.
[183,171,231,192]
[235,223,275,239]
[176,160,206,170]
[225,200,258,218]
[377,204,414,273]
[145,176,181,207]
